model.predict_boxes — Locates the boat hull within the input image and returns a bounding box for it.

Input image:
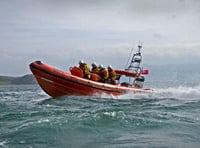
[29,61,152,98]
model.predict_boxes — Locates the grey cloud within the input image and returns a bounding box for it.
[0,0,200,75]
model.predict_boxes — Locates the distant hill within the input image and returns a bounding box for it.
[0,74,37,85]
[0,64,199,86]
[0,76,14,85]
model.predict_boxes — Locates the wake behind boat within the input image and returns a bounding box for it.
[30,45,152,97]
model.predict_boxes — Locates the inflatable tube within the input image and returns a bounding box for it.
[115,69,139,77]
[90,73,100,82]
[70,66,84,78]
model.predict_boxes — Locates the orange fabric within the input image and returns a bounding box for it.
[70,67,84,77]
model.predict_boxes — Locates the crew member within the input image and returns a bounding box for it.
[99,64,109,83]
[79,60,91,79]
[91,62,99,74]
[107,65,117,84]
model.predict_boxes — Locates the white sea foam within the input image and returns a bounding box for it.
[98,93,116,99]
[115,85,200,100]
[0,140,8,148]
[37,118,50,123]
[104,111,117,117]
[152,85,200,100]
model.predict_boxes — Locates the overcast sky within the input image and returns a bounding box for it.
[0,0,200,76]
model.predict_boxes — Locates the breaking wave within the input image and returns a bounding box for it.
[116,85,200,100]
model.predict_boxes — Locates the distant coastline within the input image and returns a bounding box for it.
[0,74,37,85]
[1,64,200,85]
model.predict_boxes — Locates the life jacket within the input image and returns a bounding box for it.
[91,66,100,74]
[79,64,91,79]
[108,69,117,80]
[99,68,109,80]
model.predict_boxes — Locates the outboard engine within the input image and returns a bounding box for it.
[134,76,145,88]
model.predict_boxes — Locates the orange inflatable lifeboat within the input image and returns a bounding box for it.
[29,61,152,98]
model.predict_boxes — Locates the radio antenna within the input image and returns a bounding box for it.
[124,48,134,70]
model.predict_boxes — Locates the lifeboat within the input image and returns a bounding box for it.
[29,61,152,97]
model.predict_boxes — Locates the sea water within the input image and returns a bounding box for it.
[0,83,200,148]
